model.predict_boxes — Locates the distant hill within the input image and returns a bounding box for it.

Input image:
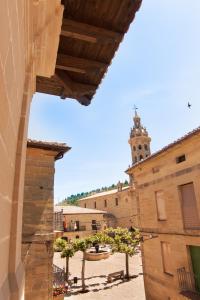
[58,180,129,206]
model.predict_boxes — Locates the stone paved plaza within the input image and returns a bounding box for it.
[54,251,146,300]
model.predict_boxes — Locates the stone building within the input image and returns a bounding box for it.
[22,140,70,300]
[54,205,108,240]
[78,185,138,228]
[129,109,151,165]
[0,1,142,299]
[78,110,151,229]
[126,127,200,300]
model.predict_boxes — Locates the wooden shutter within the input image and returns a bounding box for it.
[180,183,200,229]
[156,190,166,220]
[161,242,173,275]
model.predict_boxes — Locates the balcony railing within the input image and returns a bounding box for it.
[63,225,86,232]
[53,264,65,286]
[177,267,200,296]
[54,211,63,231]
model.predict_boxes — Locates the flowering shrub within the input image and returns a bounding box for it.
[53,285,67,297]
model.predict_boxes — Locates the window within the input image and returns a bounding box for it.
[135,156,137,163]
[180,182,200,229]
[91,220,97,231]
[176,154,186,164]
[104,199,107,207]
[139,155,143,161]
[155,190,166,221]
[146,154,148,157]
[138,145,142,150]
[84,203,86,208]
[144,144,148,151]
[115,198,118,206]
[133,146,136,151]
[94,201,96,209]
[161,242,173,275]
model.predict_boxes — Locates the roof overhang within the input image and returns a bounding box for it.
[36,0,142,105]
[27,139,71,160]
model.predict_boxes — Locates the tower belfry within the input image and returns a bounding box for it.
[129,108,151,165]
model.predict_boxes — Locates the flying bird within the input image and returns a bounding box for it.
[188,102,192,109]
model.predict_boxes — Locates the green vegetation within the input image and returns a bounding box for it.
[54,226,141,291]
[59,180,129,205]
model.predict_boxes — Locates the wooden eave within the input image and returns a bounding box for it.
[27,139,71,160]
[36,0,142,105]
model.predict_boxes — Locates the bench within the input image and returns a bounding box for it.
[107,270,124,283]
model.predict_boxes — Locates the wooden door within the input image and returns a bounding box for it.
[190,246,200,292]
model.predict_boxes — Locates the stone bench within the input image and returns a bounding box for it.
[107,270,124,283]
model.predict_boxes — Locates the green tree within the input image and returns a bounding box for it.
[61,244,76,282]
[54,237,66,252]
[101,227,141,280]
[72,238,93,292]
[54,238,76,282]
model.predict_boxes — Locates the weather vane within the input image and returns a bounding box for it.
[133,105,138,113]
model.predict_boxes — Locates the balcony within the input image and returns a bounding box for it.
[177,267,200,299]
[63,225,86,232]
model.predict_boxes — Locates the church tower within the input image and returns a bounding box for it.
[129,109,151,165]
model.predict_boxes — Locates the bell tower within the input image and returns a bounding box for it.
[129,108,151,165]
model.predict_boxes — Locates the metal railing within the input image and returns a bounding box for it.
[54,211,63,231]
[177,267,200,294]
[53,264,65,287]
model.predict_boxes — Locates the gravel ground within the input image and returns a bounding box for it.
[54,250,146,300]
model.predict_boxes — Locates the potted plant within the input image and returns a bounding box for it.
[53,285,67,299]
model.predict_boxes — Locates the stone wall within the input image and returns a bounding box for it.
[129,132,200,300]
[61,213,105,240]
[22,147,58,300]
[0,1,63,299]
[78,188,138,229]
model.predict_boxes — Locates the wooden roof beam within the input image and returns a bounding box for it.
[56,54,108,74]
[61,19,123,44]
[55,70,95,105]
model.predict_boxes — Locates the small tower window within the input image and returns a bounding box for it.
[144,144,148,151]
[133,146,136,151]
[139,155,143,161]
[138,145,142,150]
[146,154,148,158]
[84,203,86,208]
[115,198,118,206]
[135,156,137,163]
[94,201,96,209]
[176,154,186,164]
[104,199,107,207]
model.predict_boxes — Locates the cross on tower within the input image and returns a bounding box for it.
[133,105,138,113]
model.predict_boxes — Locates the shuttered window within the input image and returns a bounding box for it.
[155,190,166,221]
[161,242,173,275]
[180,183,200,229]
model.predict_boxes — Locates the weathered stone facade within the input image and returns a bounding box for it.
[0,1,142,299]
[78,186,138,229]
[127,127,200,300]
[54,206,107,240]
[22,140,69,300]
[0,2,63,299]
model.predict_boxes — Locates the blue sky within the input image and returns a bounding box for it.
[28,0,200,202]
